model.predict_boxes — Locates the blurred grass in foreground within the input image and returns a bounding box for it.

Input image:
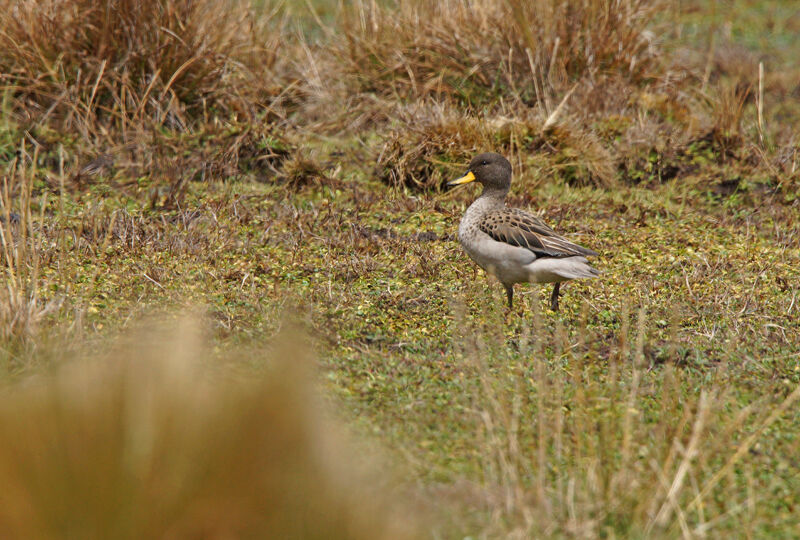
[0,316,418,539]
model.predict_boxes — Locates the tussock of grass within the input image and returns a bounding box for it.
[377,111,496,191]
[0,0,294,133]
[13,122,303,204]
[333,0,665,106]
[0,317,418,539]
[130,123,298,186]
[378,109,617,190]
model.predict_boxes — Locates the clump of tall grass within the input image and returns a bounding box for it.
[326,0,678,191]
[0,316,418,539]
[378,107,616,190]
[333,0,664,107]
[0,0,294,136]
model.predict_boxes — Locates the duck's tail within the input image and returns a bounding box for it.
[525,256,600,283]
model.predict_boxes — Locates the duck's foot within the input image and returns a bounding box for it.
[504,284,514,309]
[550,283,561,312]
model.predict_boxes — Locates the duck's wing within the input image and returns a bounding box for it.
[479,207,598,258]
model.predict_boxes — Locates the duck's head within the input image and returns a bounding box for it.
[448,152,512,193]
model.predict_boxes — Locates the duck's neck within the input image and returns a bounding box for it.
[479,186,509,205]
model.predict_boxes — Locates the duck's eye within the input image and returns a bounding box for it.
[481,160,488,166]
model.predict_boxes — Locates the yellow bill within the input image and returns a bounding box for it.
[448,170,476,186]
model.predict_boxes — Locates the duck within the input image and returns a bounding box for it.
[448,152,599,311]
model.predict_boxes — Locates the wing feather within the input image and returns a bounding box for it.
[479,208,597,258]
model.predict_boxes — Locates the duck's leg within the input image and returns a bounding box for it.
[550,282,561,312]
[504,284,514,309]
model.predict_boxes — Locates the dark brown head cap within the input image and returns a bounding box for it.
[449,152,512,192]
[469,152,512,190]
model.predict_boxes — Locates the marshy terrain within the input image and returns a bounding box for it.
[0,0,799,537]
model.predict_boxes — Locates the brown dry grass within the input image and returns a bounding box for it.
[333,0,665,106]
[378,107,618,191]
[0,316,419,539]
[0,0,296,136]
[3,0,790,193]
[0,146,63,354]
[325,0,767,190]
